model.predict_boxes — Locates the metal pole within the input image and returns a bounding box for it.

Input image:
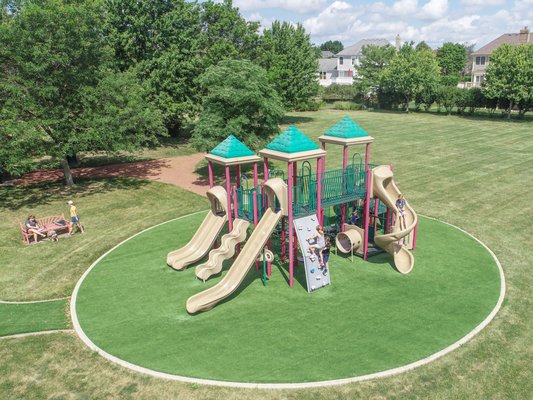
[208,160,214,188]
[288,161,294,288]
[317,156,323,226]
[342,145,348,232]
[225,165,233,231]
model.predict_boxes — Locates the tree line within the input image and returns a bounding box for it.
[347,41,532,118]
[0,0,318,184]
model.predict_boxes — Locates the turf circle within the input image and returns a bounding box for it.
[74,212,502,386]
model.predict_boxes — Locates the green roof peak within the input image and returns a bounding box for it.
[266,125,319,154]
[324,116,369,139]
[209,135,255,158]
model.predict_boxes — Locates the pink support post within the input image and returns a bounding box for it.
[342,145,348,231]
[236,165,241,188]
[225,165,233,231]
[412,222,418,250]
[233,186,238,221]
[316,157,323,226]
[373,199,379,231]
[253,162,259,226]
[208,160,214,188]
[385,208,391,233]
[293,162,298,268]
[363,169,371,260]
[282,217,286,262]
[288,161,294,288]
[365,143,371,169]
[263,157,272,276]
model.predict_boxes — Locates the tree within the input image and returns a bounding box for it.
[199,0,260,65]
[320,40,343,54]
[483,43,533,119]
[192,59,284,152]
[0,0,165,185]
[380,44,441,112]
[258,21,319,109]
[436,42,467,86]
[415,41,432,52]
[104,0,203,133]
[354,44,396,105]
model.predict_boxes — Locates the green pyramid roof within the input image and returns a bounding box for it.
[324,116,369,139]
[209,135,255,158]
[266,125,319,154]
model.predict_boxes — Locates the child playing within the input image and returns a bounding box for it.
[307,225,326,266]
[395,194,407,230]
[68,200,84,234]
[321,236,331,275]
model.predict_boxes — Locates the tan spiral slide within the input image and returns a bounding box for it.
[195,218,250,282]
[186,178,288,313]
[166,186,228,271]
[371,165,418,274]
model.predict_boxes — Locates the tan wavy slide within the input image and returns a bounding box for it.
[166,186,228,271]
[186,178,287,314]
[371,165,418,274]
[195,218,250,282]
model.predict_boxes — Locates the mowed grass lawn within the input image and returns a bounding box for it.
[1,110,532,399]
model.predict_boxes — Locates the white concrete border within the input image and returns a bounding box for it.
[70,213,505,389]
[0,329,73,340]
[0,297,69,304]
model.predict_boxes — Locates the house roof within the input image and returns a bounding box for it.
[265,125,319,154]
[472,31,533,55]
[318,58,337,72]
[209,135,255,158]
[323,116,369,139]
[337,39,390,56]
[321,50,335,58]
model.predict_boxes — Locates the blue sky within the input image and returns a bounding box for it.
[231,0,532,49]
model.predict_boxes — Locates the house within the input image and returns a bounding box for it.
[321,50,336,58]
[471,26,532,87]
[318,39,391,87]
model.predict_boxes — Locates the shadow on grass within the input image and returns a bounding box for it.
[194,161,261,187]
[281,115,315,125]
[0,177,148,211]
[366,107,533,123]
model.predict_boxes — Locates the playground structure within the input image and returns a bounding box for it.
[167,116,419,313]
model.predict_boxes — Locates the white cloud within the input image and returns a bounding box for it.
[234,0,328,13]
[460,0,506,7]
[417,0,448,20]
[303,1,362,39]
[392,0,418,16]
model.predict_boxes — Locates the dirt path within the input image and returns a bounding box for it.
[15,153,210,196]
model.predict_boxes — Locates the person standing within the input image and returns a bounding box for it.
[68,200,84,233]
[396,194,407,230]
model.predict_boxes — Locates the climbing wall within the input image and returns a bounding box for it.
[293,214,331,293]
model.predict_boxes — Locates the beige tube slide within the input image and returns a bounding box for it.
[371,165,418,274]
[186,178,288,314]
[166,186,228,271]
[195,218,250,282]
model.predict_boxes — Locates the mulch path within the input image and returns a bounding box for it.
[13,153,210,196]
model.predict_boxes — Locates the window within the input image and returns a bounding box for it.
[320,71,327,80]
[475,56,486,65]
[339,57,344,65]
[475,75,485,84]
[351,57,357,65]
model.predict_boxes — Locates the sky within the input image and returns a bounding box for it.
[231,0,533,49]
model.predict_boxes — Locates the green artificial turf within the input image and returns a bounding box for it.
[76,212,501,383]
[0,299,69,336]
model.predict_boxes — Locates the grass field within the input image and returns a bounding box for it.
[75,213,500,383]
[1,109,531,399]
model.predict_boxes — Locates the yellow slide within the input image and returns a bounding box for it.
[195,218,250,282]
[186,178,287,314]
[166,186,228,271]
[372,165,418,274]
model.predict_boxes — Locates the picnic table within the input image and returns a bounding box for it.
[20,214,72,244]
